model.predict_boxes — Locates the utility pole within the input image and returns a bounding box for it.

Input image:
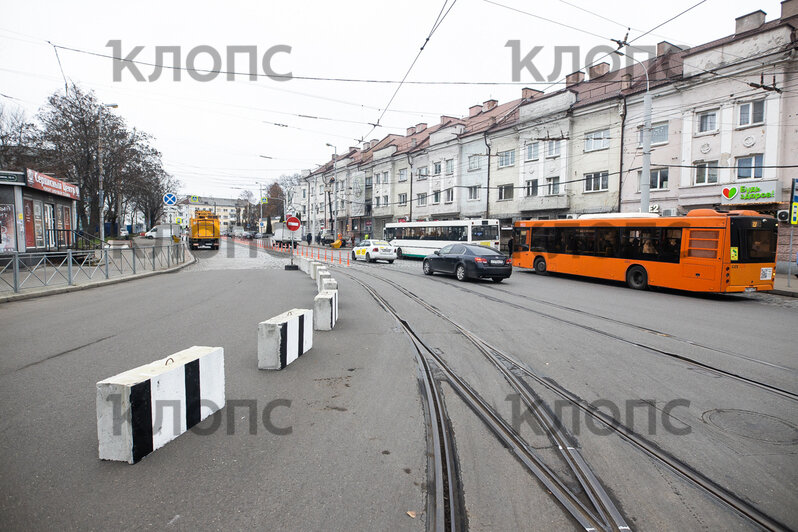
[615,48,651,214]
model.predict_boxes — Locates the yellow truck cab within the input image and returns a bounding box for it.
[189,210,220,250]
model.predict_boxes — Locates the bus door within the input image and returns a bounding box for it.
[681,228,721,290]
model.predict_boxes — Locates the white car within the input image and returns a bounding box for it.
[352,240,397,263]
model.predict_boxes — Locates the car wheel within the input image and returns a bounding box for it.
[626,265,648,290]
[352,251,357,261]
[456,264,467,282]
[423,260,433,275]
[387,260,394,264]
[396,248,403,259]
[366,253,372,263]
[492,277,503,283]
[533,256,547,275]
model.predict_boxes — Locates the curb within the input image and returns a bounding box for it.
[771,289,798,298]
[0,250,197,304]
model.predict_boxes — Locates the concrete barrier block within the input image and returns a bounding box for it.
[258,308,313,370]
[317,270,332,292]
[310,262,323,280]
[96,346,225,464]
[314,290,338,331]
[321,278,338,291]
[298,257,309,273]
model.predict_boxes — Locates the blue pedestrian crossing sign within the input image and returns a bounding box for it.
[163,193,177,205]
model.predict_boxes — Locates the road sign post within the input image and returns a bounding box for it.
[285,216,301,270]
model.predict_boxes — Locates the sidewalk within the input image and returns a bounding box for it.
[773,272,798,298]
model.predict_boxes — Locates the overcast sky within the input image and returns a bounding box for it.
[0,0,782,199]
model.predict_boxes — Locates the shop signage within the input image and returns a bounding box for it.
[25,169,80,200]
[720,180,779,205]
[0,172,25,185]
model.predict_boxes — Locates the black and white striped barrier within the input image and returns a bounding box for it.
[96,346,225,464]
[258,308,313,370]
[314,290,338,331]
[316,269,332,292]
[321,278,338,291]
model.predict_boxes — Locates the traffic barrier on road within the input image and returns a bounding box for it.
[309,261,324,280]
[96,346,225,464]
[316,269,331,292]
[258,308,313,370]
[314,290,338,331]
[298,256,309,274]
[321,278,338,291]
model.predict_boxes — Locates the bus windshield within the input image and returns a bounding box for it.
[730,217,777,263]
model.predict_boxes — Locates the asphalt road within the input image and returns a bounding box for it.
[1,238,796,530]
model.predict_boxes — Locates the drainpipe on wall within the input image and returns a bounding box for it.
[407,153,414,221]
[484,132,491,219]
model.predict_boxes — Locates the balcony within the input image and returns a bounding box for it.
[519,193,570,212]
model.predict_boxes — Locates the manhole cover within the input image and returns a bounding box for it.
[702,409,798,445]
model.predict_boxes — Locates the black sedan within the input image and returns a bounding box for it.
[423,243,512,282]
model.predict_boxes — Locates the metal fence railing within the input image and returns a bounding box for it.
[0,242,188,294]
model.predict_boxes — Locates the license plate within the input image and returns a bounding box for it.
[490,260,504,265]
[745,287,756,293]
[760,267,773,280]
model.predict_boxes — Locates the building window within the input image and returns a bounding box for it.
[736,154,764,179]
[526,142,539,161]
[365,176,372,188]
[695,161,719,184]
[498,184,514,200]
[383,172,389,183]
[302,189,306,198]
[445,159,454,175]
[445,188,454,203]
[375,197,380,207]
[525,179,538,197]
[739,100,765,126]
[497,149,516,168]
[546,140,560,157]
[382,195,388,206]
[398,168,408,182]
[545,176,560,195]
[698,110,718,133]
[433,161,442,175]
[584,171,609,192]
[417,193,427,206]
[418,167,428,179]
[432,191,441,204]
[638,122,669,146]
[468,186,479,200]
[584,129,610,152]
[650,168,669,190]
[398,193,407,206]
[468,154,481,170]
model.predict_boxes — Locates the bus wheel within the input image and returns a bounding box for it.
[533,257,547,275]
[396,248,403,259]
[626,266,648,290]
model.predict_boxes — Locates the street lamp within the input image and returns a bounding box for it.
[98,103,118,244]
[326,143,337,236]
[615,49,651,214]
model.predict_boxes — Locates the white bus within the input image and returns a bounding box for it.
[383,219,500,259]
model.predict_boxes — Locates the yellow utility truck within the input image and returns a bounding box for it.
[189,210,220,250]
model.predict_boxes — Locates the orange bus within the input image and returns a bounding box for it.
[511,209,778,292]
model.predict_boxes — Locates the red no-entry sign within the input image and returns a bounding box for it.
[286,216,301,232]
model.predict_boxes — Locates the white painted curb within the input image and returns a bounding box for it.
[258,308,313,370]
[96,346,225,464]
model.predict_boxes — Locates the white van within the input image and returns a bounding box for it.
[144,224,180,239]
